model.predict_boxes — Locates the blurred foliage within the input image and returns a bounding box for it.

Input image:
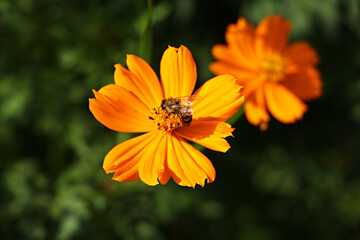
[0,0,360,239]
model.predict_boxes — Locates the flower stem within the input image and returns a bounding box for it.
[138,0,153,62]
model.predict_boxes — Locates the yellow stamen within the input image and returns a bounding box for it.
[259,54,285,82]
[148,108,182,132]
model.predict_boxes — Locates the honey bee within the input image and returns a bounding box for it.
[161,95,199,127]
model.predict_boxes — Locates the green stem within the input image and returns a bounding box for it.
[119,1,153,144]
[138,0,153,62]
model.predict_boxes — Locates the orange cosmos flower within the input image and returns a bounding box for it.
[89,45,244,187]
[210,15,322,129]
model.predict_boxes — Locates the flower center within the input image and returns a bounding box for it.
[259,54,285,82]
[148,108,182,132]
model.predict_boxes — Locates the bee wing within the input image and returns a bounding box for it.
[179,107,193,115]
[177,95,201,107]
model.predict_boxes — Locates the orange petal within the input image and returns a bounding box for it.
[103,132,158,182]
[192,75,244,121]
[264,82,307,124]
[225,18,258,70]
[114,55,163,108]
[255,15,291,57]
[282,67,322,101]
[244,84,270,126]
[209,57,260,91]
[89,84,153,133]
[210,44,258,80]
[175,120,234,153]
[211,44,239,67]
[167,134,216,188]
[235,17,255,32]
[160,45,197,98]
[209,60,241,77]
[285,42,319,68]
[138,132,168,186]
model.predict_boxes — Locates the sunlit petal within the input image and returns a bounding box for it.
[138,132,168,186]
[167,134,216,188]
[192,75,244,121]
[175,120,234,152]
[114,55,163,108]
[125,54,163,106]
[160,45,197,98]
[89,84,153,133]
[104,132,158,182]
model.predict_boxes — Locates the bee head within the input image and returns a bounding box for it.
[161,99,166,110]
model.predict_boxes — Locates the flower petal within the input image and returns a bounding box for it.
[210,43,258,78]
[225,18,258,69]
[114,56,163,108]
[255,15,291,56]
[125,54,163,106]
[167,134,216,188]
[104,132,158,182]
[89,84,153,133]
[211,44,239,67]
[282,67,322,100]
[175,120,233,152]
[191,75,244,121]
[285,42,319,68]
[138,132,168,186]
[209,60,241,77]
[264,82,307,124]
[244,83,270,126]
[160,45,197,98]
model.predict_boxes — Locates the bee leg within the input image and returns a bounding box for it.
[165,112,173,119]
[176,113,183,127]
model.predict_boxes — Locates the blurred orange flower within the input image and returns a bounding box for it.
[210,15,322,129]
[89,45,244,187]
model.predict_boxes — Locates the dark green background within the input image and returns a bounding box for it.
[1,0,360,239]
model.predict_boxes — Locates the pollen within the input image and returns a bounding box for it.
[148,108,182,132]
[259,54,285,82]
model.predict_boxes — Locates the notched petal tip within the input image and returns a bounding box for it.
[236,17,247,25]
[264,14,289,24]
[167,45,179,51]
[167,44,187,51]
[161,44,197,98]
[91,89,102,100]
[125,53,135,58]
[222,145,231,153]
[235,17,254,30]
[227,129,235,138]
